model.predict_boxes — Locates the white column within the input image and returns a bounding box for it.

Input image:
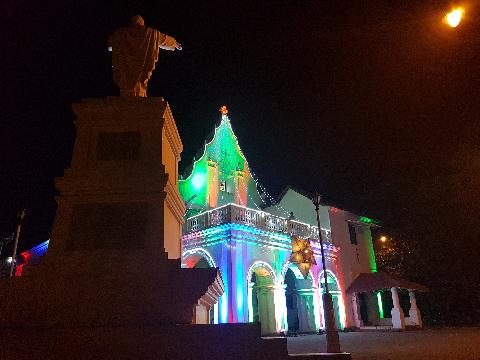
[390,287,405,330]
[257,286,277,335]
[247,282,254,322]
[312,287,321,331]
[273,284,287,333]
[351,293,362,328]
[408,290,423,327]
[267,286,277,334]
[213,302,219,324]
[257,289,267,334]
[318,288,325,329]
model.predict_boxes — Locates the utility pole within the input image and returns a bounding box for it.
[9,208,26,277]
[312,194,341,354]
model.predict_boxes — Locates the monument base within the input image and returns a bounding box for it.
[0,258,222,329]
[0,323,288,360]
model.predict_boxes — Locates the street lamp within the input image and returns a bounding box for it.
[312,193,341,353]
[444,8,464,28]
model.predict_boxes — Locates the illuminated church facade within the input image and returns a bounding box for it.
[14,107,425,335]
[179,108,380,334]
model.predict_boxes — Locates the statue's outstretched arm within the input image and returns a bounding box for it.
[160,35,182,51]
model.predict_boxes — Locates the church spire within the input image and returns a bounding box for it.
[219,105,229,122]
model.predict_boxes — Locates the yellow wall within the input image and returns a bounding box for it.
[164,202,181,259]
[162,129,178,185]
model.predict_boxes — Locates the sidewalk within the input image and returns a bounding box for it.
[287,328,480,360]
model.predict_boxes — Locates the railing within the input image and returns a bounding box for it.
[185,203,331,242]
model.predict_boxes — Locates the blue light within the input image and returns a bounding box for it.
[237,286,243,311]
[221,293,228,323]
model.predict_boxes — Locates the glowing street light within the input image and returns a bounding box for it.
[380,236,387,243]
[444,8,464,28]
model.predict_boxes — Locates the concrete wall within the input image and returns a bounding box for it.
[162,127,178,185]
[328,208,377,328]
[264,188,331,229]
[164,202,182,259]
[162,110,186,259]
[182,223,341,333]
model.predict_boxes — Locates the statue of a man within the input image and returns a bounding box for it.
[108,15,182,97]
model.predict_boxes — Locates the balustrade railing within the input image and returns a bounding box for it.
[185,203,331,242]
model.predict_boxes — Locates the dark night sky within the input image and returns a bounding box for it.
[1,1,479,321]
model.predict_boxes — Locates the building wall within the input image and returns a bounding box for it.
[182,223,343,334]
[178,113,378,331]
[162,113,185,259]
[264,188,331,229]
[162,127,178,185]
[164,202,182,259]
[328,208,377,327]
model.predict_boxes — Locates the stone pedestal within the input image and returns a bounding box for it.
[0,97,225,357]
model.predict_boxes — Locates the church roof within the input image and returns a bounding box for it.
[178,107,263,212]
[346,271,428,293]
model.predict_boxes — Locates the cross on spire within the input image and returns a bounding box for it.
[220,105,228,116]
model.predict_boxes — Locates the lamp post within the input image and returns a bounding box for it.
[9,208,26,277]
[313,193,341,353]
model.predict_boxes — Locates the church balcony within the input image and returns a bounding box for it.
[184,203,331,243]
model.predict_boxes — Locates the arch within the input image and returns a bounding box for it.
[247,261,277,285]
[182,248,219,324]
[279,260,314,284]
[182,248,216,268]
[318,270,346,329]
[318,270,341,292]
[246,261,277,335]
[278,261,319,333]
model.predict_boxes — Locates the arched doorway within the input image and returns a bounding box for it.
[319,270,345,329]
[285,268,300,333]
[247,262,277,335]
[182,248,216,268]
[182,248,218,324]
[281,263,318,334]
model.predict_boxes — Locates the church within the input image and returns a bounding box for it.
[178,107,424,334]
[16,106,425,335]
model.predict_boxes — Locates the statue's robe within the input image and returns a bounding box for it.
[108,26,177,97]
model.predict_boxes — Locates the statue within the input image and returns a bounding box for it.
[108,15,182,97]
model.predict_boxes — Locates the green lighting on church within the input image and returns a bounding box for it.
[192,172,206,190]
[377,291,384,318]
[179,108,263,215]
[359,216,375,224]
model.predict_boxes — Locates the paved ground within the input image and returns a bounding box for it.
[287,328,480,360]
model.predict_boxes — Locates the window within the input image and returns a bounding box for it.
[348,223,357,245]
[219,180,226,192]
